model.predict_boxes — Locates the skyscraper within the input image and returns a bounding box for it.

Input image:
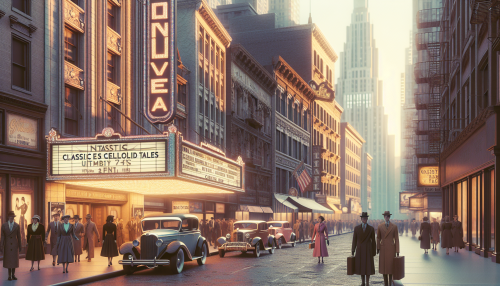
[207,0,233,10]
[268,0,300,27]
[336,0,389,216]
[231,0,269,14]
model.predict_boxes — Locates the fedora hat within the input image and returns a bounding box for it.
[85,214,92,219]
[73,215,80,220]
[32,215,41,221]
[61,214,70,220]
[382,211,392,216]
[7,211,16,218]
[423,216,429,221]
[52,212,60,217]
[360,212,369,218]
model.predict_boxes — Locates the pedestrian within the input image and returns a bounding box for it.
[404,220,409,236]
[57,215,79,273]
[127,217,136,241]
[299,220,305,243]
[309,219,315,239]
[441,216,453,255]
[410,218,417,237]
[101,215,119,267]
[419,217,431,254]
[377,211,400,286]
[116,218,124,248]
[83,214,100,262]
[452,215,464,252]
[352,212,376,286]
[26,214,45,271]
[209,217,216,249]
[73,215,84,262]
[45,212,60,266]
[430,217,440,250]
[215,219,221,241]
[135,215,143,237]
[312,216,329,263]
[1,211,21,281]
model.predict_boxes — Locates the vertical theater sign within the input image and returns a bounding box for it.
[145,0,177,123]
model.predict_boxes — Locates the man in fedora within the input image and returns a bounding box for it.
[377,211,400,286]
[83,214,99,262]
[73,215,84,262]
[45,212,60,266]
[352,212,376,286]
[1,211,21,280]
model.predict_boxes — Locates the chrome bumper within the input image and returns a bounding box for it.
[219,242,254,251]
[119,257,170,268]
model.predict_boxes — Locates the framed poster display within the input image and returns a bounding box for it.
[133,205,144,219]
[11,177,35,247]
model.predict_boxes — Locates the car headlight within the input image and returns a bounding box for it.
[155,239,163,247]
[133,240,140,247]
[226,233,231,239]
[245,233,250,239]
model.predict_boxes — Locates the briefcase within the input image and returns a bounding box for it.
[393,256,405,280]
[309,242,315,249]
[347,256,355,275]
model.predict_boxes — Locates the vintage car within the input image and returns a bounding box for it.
[266,221,296,248]
[118,214,208,274]
[217,220,276,258]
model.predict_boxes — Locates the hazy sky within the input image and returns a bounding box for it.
[299,0,413,157]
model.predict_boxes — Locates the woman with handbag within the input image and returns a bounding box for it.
[26,215,45,271]
[441,216,453,255]
[419,217,431,254]
[311,216,329,263]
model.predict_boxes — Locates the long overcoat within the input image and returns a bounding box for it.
[0,222,21,268]
[431,222,440,244]
[312,222,328,257]
[351,224,376,275]
[410,221,417,235]
[73,222,84,255]
[83,221,99,258]
[451,221,464,248]
[45,221,59,256]
[441,222,453,248]
[376,222,400,275]
[419,222,431,249]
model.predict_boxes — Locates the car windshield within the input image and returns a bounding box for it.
[233,223,257,230]
[142,220,180,231]
[267,223,282,227]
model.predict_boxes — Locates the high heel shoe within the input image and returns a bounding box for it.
[30,267,34,272]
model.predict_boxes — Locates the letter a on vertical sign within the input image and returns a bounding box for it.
[145,0,177,123]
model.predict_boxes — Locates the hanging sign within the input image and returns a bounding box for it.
[145,0,177,123]
[417,165,439,187]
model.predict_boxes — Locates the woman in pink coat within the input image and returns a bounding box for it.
[312,216,329,263]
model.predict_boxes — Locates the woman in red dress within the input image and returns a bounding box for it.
[312,216,329,263]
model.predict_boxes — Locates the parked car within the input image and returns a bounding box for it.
[266,221,296,248]
[217,220,276,258]
[118,214,208,274]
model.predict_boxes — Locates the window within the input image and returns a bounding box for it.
[107,52,116,83]
[107,1,117,31]
[182,219,189,230]
[12,36,29,90]
[177,83,187,105]
[64,28,78,65]
[12,0,30,15]
[65,87,79,136]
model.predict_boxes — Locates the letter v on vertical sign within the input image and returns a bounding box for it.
[151,62,169,75]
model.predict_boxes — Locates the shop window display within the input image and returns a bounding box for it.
[11,177,35,247]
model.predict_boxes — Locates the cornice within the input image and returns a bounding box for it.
[231,44,277,94]
[198,0,232,47]
[273,56,315,101]
[312,24,338,63]
[0,91,48,114]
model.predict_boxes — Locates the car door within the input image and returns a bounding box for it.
[258,222,268,245]
[180,218,198,255]
[283,223,292,241]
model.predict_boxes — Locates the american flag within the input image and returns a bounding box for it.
[293,161,312,193]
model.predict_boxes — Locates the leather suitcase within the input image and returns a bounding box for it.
[347,256,355,275]
[309,242,315,249]
[393,256,405,280]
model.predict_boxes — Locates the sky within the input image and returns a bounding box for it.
[299,0,413,157]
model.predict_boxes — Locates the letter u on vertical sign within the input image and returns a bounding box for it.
[145,0,177,123]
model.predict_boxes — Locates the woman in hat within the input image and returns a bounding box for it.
[311,216,329,263]
[441,216,453,255]
[419,217,431,254]
[57,214,79,273]
[101,215,119,266]
[452,215,464,252]
[73,215,84,262]
[26,215,45,271]
[430,217,440,250]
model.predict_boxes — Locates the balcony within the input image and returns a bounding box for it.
[64,61,84,90]
[415,92,429,110]
[417,8,443,29]
[107,81,122,105]
[107,26,122,56]
[242,154,262,167]
[415,31,448,51]
[64,0,85,33]
[414,61,441,84]
[245,109,264,128]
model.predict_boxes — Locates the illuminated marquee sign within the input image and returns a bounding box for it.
[145,0,177,123]
[51,140,167,176]
[180,144,242,188]
[417,165,439,187]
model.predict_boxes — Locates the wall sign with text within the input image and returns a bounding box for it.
[312,145,323,192]
[417,165,439,187]
[51,140,167,176]
[6,113,38,150]
[145,0,177,123]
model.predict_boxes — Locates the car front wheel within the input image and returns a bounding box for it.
[122,254,136,275]
[169,248,185,274]
[254,243,260,258]
[277,238,283,249]
[197,243,208,265]
[218,249,225,258]
[268,239,275,254]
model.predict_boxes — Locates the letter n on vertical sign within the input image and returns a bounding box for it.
[312,145,322,193]
[145,0,177,123]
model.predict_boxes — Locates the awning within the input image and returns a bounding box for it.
[261,207,273,214]
[286,196,334,214]
[274,193,298,212]
[328,203,342,214]
[238,205,264,213]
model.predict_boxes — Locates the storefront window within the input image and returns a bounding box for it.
[11,177,35,247]
[491,169,495,252]
[462,180,468,243]
[472,177,477,246]
[457,182,462,226]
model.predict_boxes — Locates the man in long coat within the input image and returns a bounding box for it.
[126,217,136,241]
[299,220,305,242]
[352,212,376,286]
[404,220,409,236]
[209,217,215,248]
[83,214,100,262]
[1,211,21,281]
[73,215,84,262]
[45,212,60,266]
[410,219,417,237]
[377,211,400,286]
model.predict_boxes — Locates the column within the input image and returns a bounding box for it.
[493,147,500,262]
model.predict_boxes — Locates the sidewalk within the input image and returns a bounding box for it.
[398,235,500,285]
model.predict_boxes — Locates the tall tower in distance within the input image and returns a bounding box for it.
[337,0,390,217]
[268,0,300,27]
[231,0,269,14]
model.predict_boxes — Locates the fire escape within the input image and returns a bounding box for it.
[414,6,450,162]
